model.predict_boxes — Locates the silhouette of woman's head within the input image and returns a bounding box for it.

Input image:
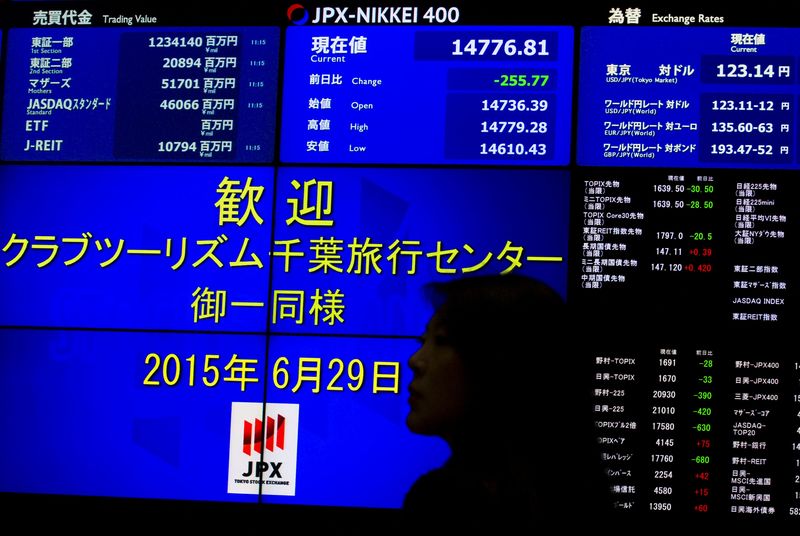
[404,274,610,523]
[406,274,566,446]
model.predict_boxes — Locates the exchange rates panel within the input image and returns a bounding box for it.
[579,27,799,169]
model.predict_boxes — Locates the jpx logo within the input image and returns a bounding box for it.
[242,414,285,455]
[286,4,309,25]
[228,403,299,496]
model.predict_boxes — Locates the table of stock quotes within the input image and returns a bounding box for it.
[0,2,798,522]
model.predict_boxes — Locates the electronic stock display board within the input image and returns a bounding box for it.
[0,0,798,525]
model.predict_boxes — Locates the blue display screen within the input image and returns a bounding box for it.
[1,27,279,162]
[578,27,800,168]
[280,26,573,165]
[0,163,568,506]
